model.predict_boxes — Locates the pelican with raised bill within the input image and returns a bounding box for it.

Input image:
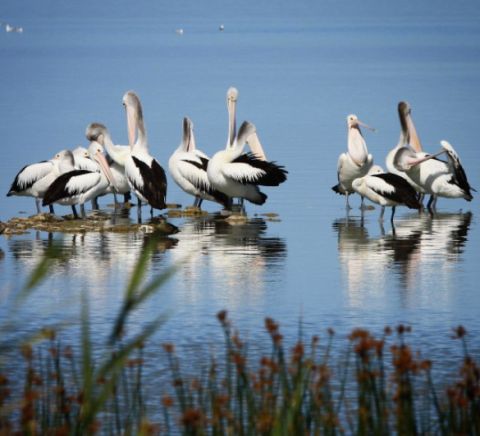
[122,90,167,220]
[352,166,422,223]
[6,150,74,214]
[42,145,118,219]
[169,117,229,209]
[207,120,287,210]
[386,101,426,198]
[332,114,375,209]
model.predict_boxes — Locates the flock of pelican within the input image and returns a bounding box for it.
[333,102,474,222]
[6,87,288,219]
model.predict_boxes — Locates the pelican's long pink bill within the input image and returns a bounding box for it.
[410,150,447,167]
[94,151,119,192]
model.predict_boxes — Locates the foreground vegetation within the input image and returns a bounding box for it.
[0,238,479,434]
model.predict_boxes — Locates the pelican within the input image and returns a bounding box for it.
[122,91,167,219]
[393,140,473,212]
[332,114,375,209]
[42,145,118,218]
[386,102,426,197]
[83,134,131,209]
[207,121,287,208]
[6,150,73,214]
[168,117,229,208]
[352,165,422,222]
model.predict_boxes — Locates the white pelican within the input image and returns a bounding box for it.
[386,101,426,196]
[6,150,75,214]
[352,165,422,222]
[393,140,474,212]
[332,114,375,209]
[83,135,131,208]
[168,117,229,208]
[122,91,167,218]
[207,121,287,208]
[42,145,118,219]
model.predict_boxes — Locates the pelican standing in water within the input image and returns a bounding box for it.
[6,150,75,214]
[169,117,229,209]
[42,145,118,218]
[332,114,375,209]
[122,91,167,220]
[207,120,287,209]
[352,165,422,223]
[393,140,474,212]
[386,102,426,198]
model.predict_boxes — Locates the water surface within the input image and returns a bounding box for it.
[1,0,480,384]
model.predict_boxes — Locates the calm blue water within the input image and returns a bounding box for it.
[1,0,480,378]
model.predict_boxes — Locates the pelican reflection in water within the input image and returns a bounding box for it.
[170,216,286,308]
[332,212,472,306]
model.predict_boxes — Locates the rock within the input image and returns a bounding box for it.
[225,214,248,224]
[0,222,6,235]
[166,203,182,209]
[261,212,279,218]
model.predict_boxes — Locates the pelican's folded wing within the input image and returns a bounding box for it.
[8,161,53,194]
[178,157,211,192]
[42,170,95,205]
[227,152,287,186]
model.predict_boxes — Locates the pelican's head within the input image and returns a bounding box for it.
[87,138,118,191]
[52,150,75,172]
[368,165,384,175]
[347,114,359,128]
[182,117,195,152]
[73,146,90,160]
[347,114,375,132]
[398,101,411,118]
[85,123,108,144]
[227,87,238,103]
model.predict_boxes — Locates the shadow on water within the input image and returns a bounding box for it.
[332,212,472,302]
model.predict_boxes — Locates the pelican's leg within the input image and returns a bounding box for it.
[197,198,203,209]
[71,205,79,219]
[49,205,55,214]
[345,193,351,210]
[113,193,119,209]
[419,193,425,207]
[427,195,435,214]
[390,206,396,224]
[379,206,385,222]
[432,196,438,210]
[150,207,154,218]
[124,192,131,206]
[80,204,86,218]
[35,198,42,214]
[137,197,142,223]
[193,197,199,208]
[360,195,365,210]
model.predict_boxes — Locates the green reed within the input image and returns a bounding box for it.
[0,239,479,434]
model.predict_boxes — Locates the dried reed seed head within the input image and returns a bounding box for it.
[162,343,175,353]
[0,374,8,385]
[181,408,204,427]
[327,328,335,336]
[127,358,144,367]
[454,325,467,339]
[348,328,370,341]
[162,395,174,408]
[41,328,56,341]
[217,310,228,323]
[384,326,392,335]
[21,344,33,361]
[265,317,279,334]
